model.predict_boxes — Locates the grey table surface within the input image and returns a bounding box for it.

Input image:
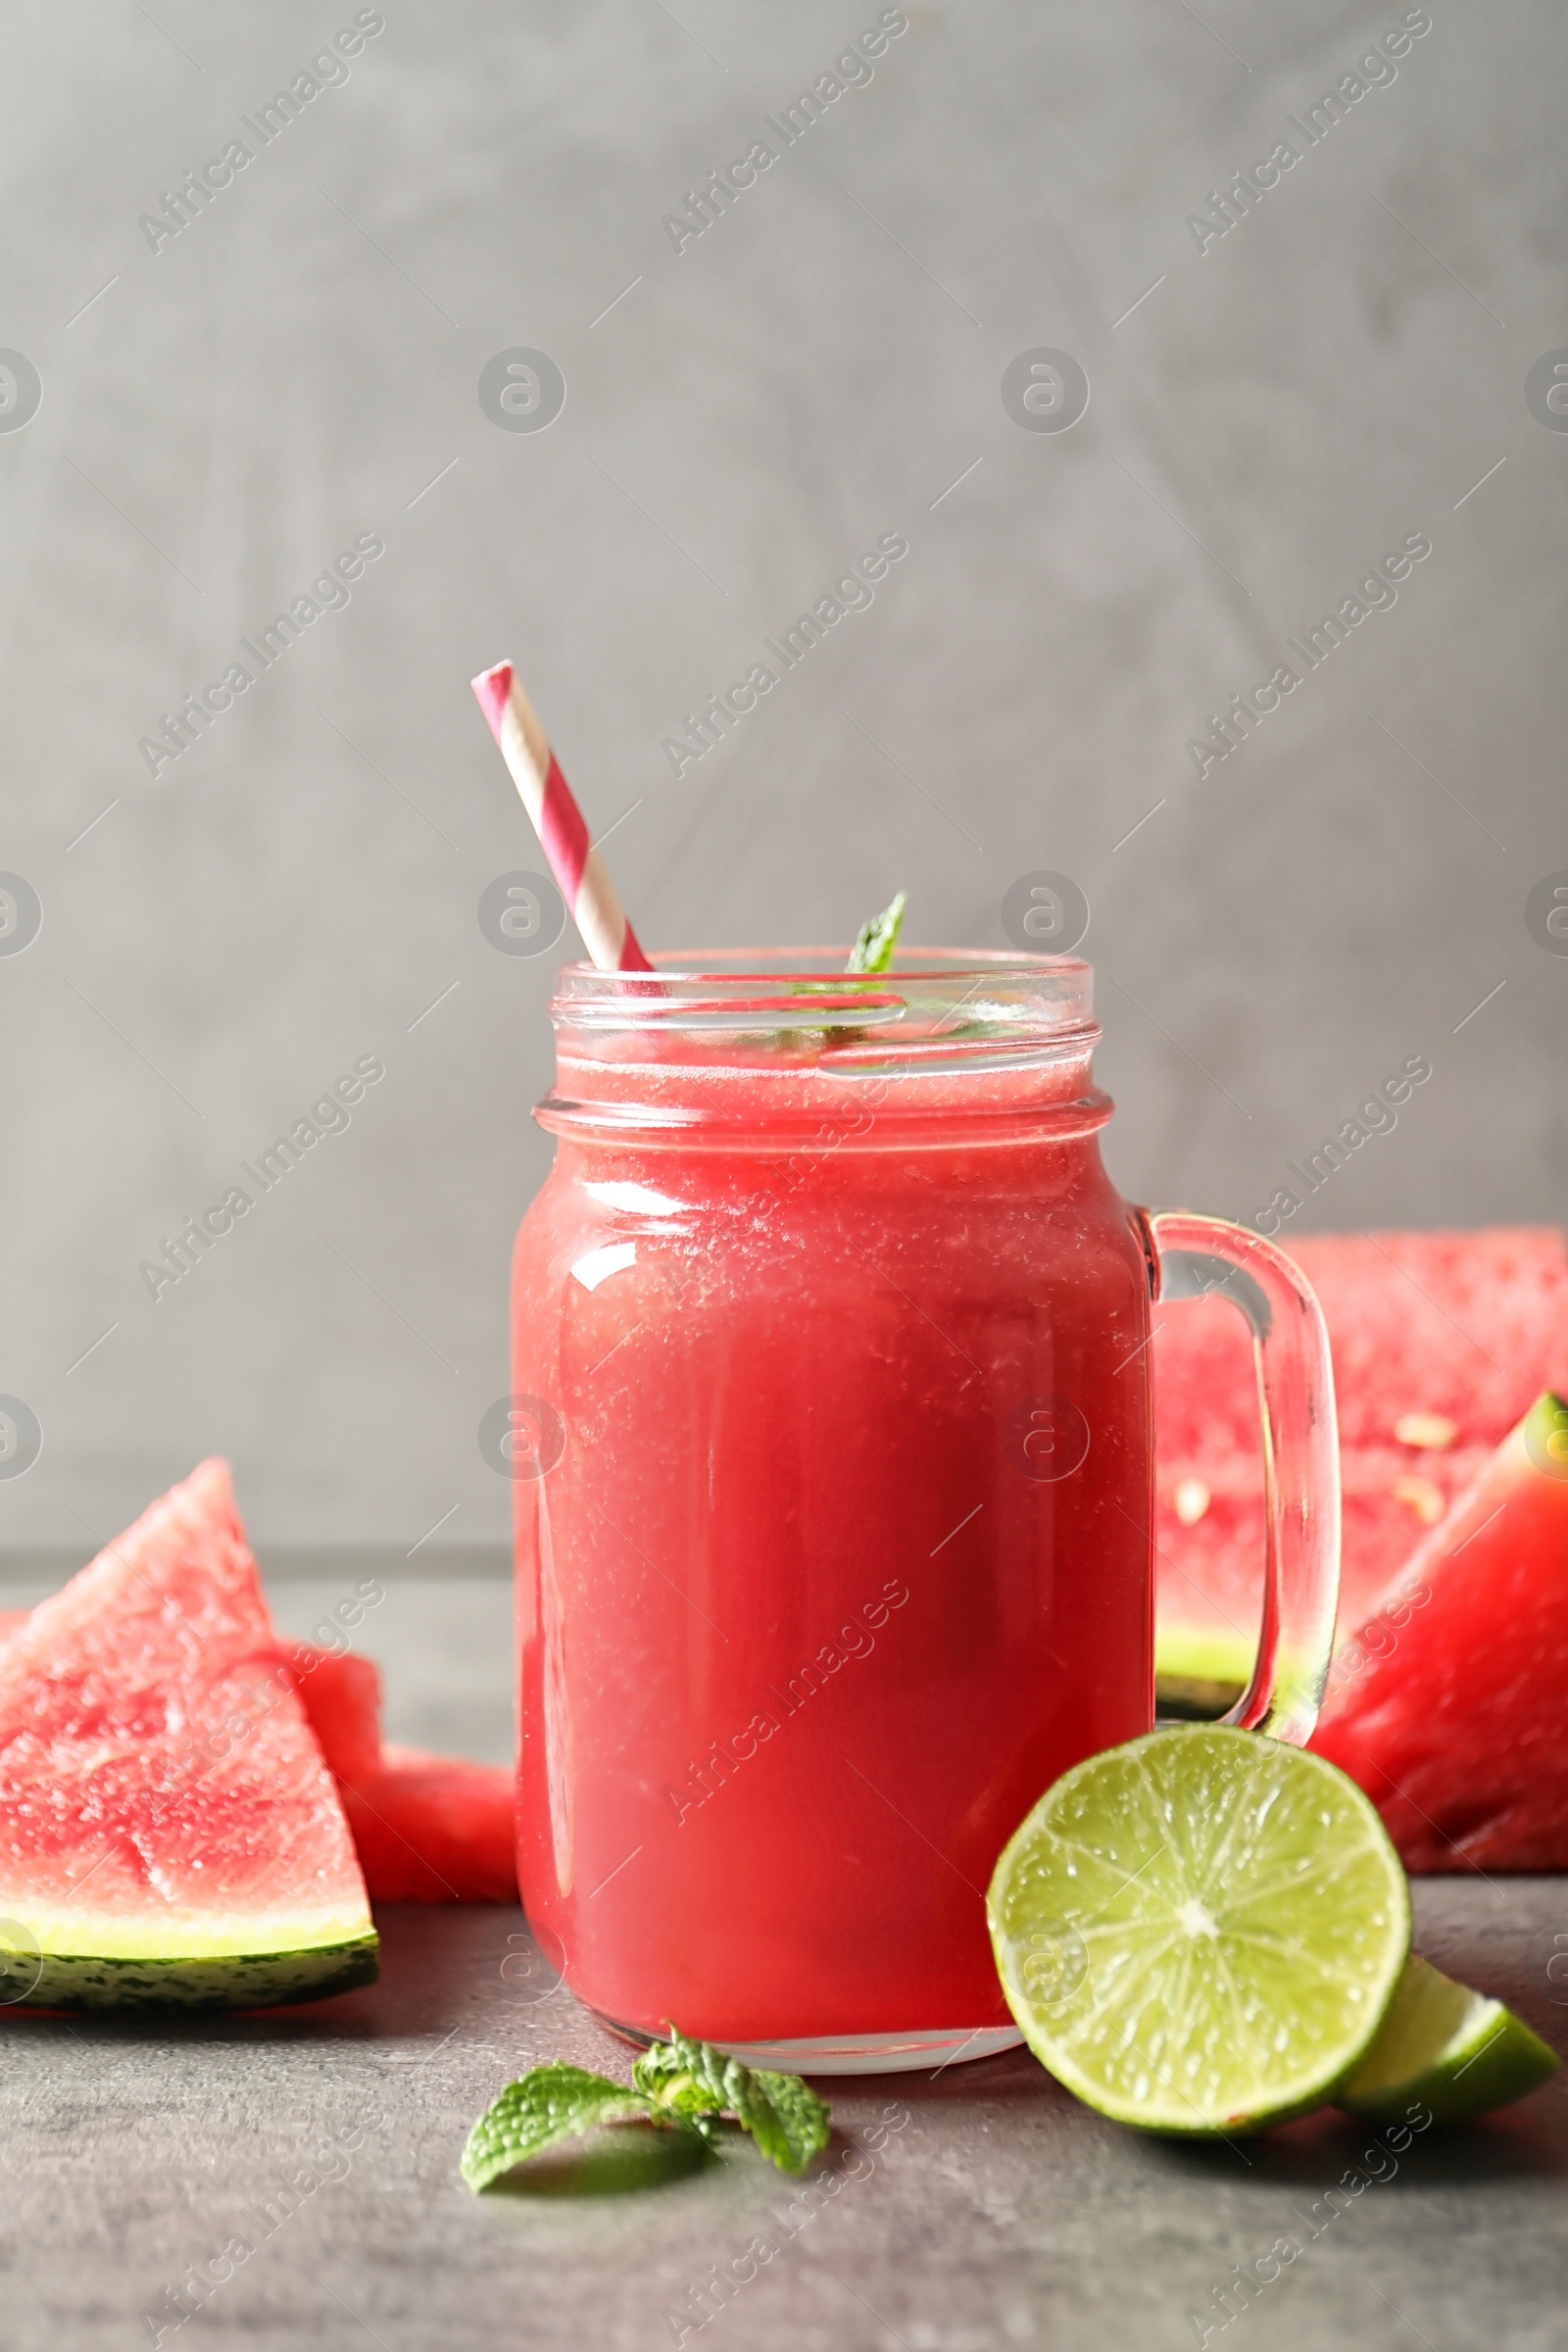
[1,1565,1565,2352]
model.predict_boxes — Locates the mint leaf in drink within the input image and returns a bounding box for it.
[461,2034,831,2191]
[847,890,906,974]
[634,2027,832,2174]
[774,891,906,1050]
[460,2061,687,2191]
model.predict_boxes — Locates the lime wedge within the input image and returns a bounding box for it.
[1338,1953,1559,2125]
[987,1725,1410,2134]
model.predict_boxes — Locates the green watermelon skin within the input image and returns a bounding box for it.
[0,1460,376,2008]
[1154,1228,1568,1688]
[0,1936,378,2012]
[1311,1394,1568,1871]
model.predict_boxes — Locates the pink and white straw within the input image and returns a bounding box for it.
[470,661,653,973]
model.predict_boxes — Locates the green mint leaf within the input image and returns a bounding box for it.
[632,2025,731,2113]
[634,2028,832,2175]
[739,2067,835,2174]
[846,891,906,974]
[771,893,907,1053]
[461,2062,683,2192]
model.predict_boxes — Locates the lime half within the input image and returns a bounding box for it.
[1339,1954,1559,2125]
[987,1725,1410,2134]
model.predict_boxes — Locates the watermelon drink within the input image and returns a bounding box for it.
[511,953,1340,2067]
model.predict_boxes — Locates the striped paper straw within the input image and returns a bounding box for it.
[470,661,653,973]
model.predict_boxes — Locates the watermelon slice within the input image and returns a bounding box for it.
[0,1461,376,2009]
[1154,1227,1568,1696]
[285,1643,516,1903]
[1312,1393,1568,1871]
[338,1747,516,1903]
[287,1644,383,1784]
[0,1615,515,1908]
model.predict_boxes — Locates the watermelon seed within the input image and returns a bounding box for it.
[1173,1478,1210,1526]
[1394,1412,1458,1450]
[1392,1475,1446,1526]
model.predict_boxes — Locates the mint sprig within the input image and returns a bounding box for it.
[632,2026,831,2173]
[846,890,906,974]
[774,891,908,1051]
[461,2032,831,2192]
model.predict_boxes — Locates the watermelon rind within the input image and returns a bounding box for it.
[0,1929,378,2012]
[1154,1623,1254,1690]
[1154,1637,1318,1724]
[1522,1388,1568,1480]
[1155,1669,1247,1722]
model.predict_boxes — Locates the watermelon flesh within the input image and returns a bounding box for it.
[1154,1227,1568,1691]
[0,1461,375,2009]
[1312,1393,1568,1871]
[0,1619,514,1908]
[337,1746,516,1903]
[287,1644,383,1784]
[284,1643,515,1903]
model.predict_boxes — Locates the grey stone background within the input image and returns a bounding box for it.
[0,0,1562,1554]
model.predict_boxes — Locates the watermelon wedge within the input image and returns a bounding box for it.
[338,1747,516,1903]
[1154,1227,1568,1697]
[287,1644,383,1784]
[1312,1394,1568,1871]
[285,1643,516,1903]
[0,1460,376,2009]
[0,1617,515,1908]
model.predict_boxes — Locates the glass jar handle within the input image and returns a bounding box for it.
[1141,1209,1341,1745]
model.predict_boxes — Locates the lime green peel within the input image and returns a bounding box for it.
[1339,1954,1559,2126]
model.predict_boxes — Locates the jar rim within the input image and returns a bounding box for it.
[551,948,1096,1044]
